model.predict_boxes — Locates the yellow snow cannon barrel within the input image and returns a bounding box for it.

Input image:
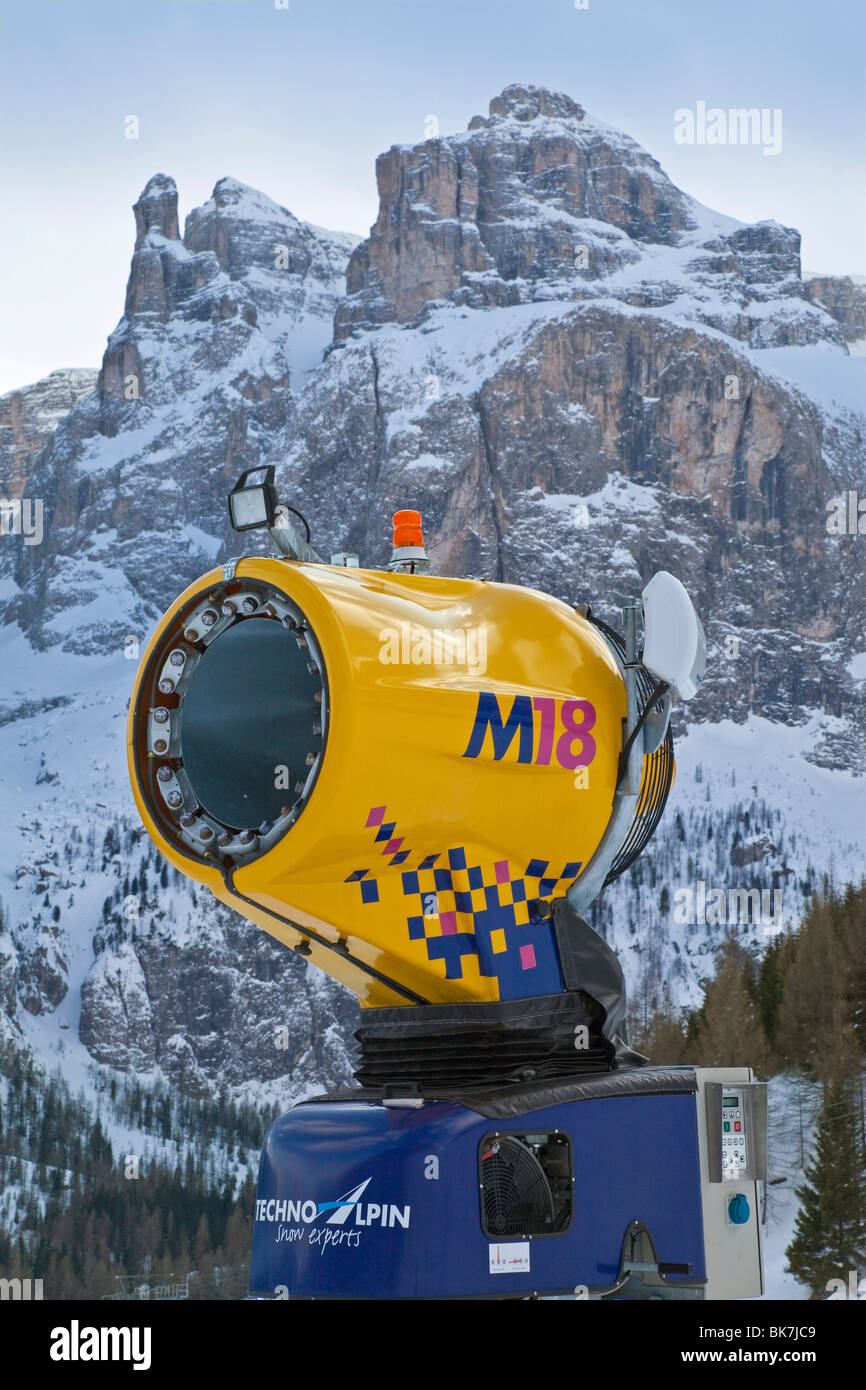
[127,501,704,1010]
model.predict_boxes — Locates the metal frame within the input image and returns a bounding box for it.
[567,603,675,913]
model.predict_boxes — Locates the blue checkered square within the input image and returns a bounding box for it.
[426,932,477,979]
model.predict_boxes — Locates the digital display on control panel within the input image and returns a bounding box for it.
[722,1092,748,1180]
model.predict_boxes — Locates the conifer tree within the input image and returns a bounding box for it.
[841,883,866,1053]
[756,932,789,1048]
[776,893,860,1087]
[692,937,770,1073]
[787,1080,866,1297]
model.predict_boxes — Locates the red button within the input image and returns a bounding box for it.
[734,1121,741,1132]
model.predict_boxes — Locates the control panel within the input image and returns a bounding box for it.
[704,1079,767,1185]
[721,1089,748,1181]
[695,1069,767,1299]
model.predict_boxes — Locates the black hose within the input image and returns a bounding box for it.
[281,505,311,542]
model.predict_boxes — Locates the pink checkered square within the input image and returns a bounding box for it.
[383,837,404,854]
[519,944,536,970]
[439,911,457,935]
[366,806,386,828]
[494,860,510,883]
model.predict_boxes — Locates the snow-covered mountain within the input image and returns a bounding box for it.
[0,369,97,497]
[1,83,864,1143]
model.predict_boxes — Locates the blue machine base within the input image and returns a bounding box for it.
[250,1069,707,1299]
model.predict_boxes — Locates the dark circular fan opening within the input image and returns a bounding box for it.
[179,617,320,830]
[481,1136,556,1237]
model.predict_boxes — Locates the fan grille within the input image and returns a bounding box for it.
[480,1135,556,1237]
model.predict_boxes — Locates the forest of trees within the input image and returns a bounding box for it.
[631,881,866,1297]
[630,880,866,1087]
[0,1051,273,1299]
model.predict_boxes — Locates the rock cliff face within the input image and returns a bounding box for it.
[0,84,863,1107]
[78,907,357,1095]
[805,274,866,343]
[279,87,865,770]
[336,84,841,351]
[0,369,97,498]
[278,307,865,768]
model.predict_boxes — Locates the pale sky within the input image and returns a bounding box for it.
[1,0,863,393]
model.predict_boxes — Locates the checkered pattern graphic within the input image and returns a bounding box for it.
[345,805,581,1000]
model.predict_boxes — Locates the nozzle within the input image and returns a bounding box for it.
[130,577,328,868]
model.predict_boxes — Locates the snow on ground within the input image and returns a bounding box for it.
[599,709,866,1011]
[674,713,866,893]
[848,652,866,683]
[748,342,866,419]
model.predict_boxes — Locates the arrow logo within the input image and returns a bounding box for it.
[317,1177,373,1225]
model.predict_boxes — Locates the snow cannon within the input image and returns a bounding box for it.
[128,471,768,1302]
[127,469,706,1021]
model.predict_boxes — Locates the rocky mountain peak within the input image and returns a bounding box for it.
[124,173,190,320]
[212,174,255,207]
[209,174,288,216]
[336,82,839,349]
[478,82,586,125]
[805,273,866,342]
[132,173,179,248]
[184,175,304,276]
